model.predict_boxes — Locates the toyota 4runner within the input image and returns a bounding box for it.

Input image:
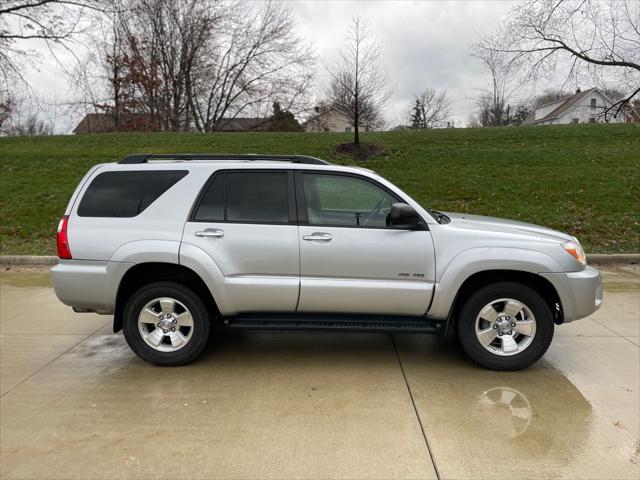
[51,154,603,370]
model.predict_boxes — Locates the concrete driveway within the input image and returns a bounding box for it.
[1,265,638,480]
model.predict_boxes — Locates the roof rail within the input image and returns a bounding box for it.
[118,153,330,165]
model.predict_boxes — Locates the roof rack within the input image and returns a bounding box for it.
[118,153,330,165]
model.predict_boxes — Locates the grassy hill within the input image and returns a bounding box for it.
[1,123,638,255]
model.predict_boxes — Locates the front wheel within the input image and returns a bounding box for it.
[123,282,211,366]
[457,282,554,371]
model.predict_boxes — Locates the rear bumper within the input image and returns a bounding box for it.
[50,260,132,314]
[540,266,603,323]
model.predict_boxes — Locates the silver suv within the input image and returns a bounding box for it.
[51,154,603,370]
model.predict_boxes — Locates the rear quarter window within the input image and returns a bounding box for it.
[77,170,188,217]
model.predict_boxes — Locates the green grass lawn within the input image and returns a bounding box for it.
[1,123,638,255]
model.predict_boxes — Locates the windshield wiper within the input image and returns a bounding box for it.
[428,209,450,224]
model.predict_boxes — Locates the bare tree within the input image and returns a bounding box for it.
[327,17,388,145]
[533,88,568,107]
[68,0,143,129]
[98,1,137,130]
[0,1,107,91]
[0,95,16,135]
[0,91,60,136]
[128,0,220,131]
[600,87,627,103]
[408,88,450,128]
[0,0,112,135]
[191,1,314,132]
[471,34,516,127]
[72,0,313,132]
[5,114,53,136]
[469,93,505,127]
[487,0,640,120]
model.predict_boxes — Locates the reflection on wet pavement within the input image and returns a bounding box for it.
[478,386,532,438]
[395,335,639,479]
[1,268,639,479]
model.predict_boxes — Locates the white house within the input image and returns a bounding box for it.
[304,106,367,133]
[528,87,635,125]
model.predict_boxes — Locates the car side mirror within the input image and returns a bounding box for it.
[388,203,422,229]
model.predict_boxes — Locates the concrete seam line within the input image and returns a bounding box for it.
[390,334,442,480]
[1,254,639,266]
[0,320,110,398]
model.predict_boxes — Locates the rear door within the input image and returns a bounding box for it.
[183,169,300,313]
[296,171,435,316]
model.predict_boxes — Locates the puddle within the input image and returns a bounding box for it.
[395,335,639,478]
[0,302,637,480]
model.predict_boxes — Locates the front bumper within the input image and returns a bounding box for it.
[540,266,603,323]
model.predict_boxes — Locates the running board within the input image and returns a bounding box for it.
[223,314,444,334]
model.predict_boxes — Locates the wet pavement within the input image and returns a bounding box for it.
[0,266,638,479]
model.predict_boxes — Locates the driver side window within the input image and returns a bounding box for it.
[302,173,397,228]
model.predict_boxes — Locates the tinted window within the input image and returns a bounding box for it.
[302,173,397,228]
[226,172,288,223]
[193,174,224,222]
[78,170,188,217]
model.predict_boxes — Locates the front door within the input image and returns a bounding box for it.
[183,169,299,313]
[296,171,435,316]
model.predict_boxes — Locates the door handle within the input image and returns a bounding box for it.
[302,232,332,242]
[195,229,224,238]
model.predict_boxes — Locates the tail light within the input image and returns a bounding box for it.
[57,215,72,259]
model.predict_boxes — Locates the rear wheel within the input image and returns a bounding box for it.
[123,282,211,366]
[457,282,554,370]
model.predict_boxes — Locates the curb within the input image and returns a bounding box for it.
[0,254,638,266]
[587,254,640,265]
[1,256,58,265]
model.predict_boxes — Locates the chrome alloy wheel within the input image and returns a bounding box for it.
[474,298,537,356]
[137,297,194,352]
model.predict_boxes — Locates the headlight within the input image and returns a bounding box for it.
[561,240,586,266]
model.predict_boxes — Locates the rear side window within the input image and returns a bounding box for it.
[193,174,224,222]
[193,171,289,223]
[77,170,188,217]
[226,172,288,222]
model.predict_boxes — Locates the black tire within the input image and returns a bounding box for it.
[123,281,211,366]
[457,282,554,371]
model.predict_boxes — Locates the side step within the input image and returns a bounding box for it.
[223,314,444,334]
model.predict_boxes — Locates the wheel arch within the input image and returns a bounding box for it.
[113,262,219,333]
[444,269,563,335]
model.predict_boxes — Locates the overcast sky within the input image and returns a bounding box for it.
[21,0,543,133]
[290,0,522,127]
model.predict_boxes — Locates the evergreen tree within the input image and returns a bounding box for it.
[410,99,423,128]
[511,103,532,125]
[268,101,302,131]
